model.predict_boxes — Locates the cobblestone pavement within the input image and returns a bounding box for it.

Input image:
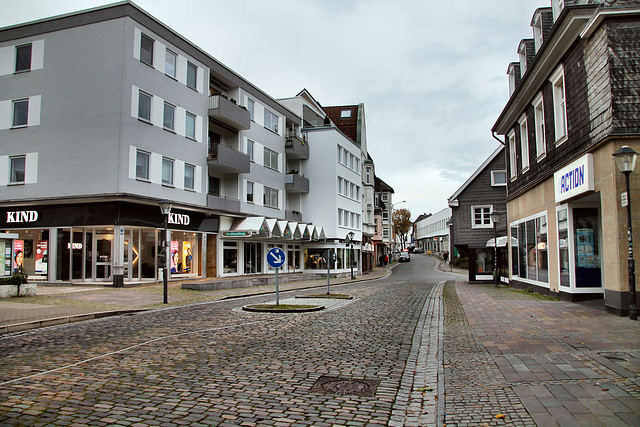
[443,281,640,426]
[0,277,441,426]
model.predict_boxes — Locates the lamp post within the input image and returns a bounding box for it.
[613,145,638,320]
[446,218,453,272]
[490,211,503,287]
[347,231,356,280]
[159,199,172,305]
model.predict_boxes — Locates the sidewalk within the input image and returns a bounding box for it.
[0,266,392,333]
[444,281,640,426]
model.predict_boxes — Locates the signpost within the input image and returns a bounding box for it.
[267,247,286,305]
[323,249,336,294]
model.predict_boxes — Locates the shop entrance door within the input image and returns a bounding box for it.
[123,230,141,280]
[94,229,113,281]
[573,207,602,288]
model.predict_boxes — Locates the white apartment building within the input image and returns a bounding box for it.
[415,208,452,254]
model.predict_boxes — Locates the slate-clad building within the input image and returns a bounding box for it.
[492,0,640,315]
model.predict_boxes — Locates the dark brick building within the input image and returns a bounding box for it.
[448,147,507,283]
[492,0,640,315]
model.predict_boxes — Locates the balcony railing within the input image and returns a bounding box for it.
[207,193,241,212]
[208,143,251,174]
[208,94,251,130]
[285,132,309,159]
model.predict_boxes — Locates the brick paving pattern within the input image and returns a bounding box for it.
[445,281,640,426]
[0,279,438,426]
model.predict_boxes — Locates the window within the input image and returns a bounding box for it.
[163,102,175,131]
[247,181,254,203]
[12,99,28,127]
[185,112,196,139]
[533,92,546,160]
[138,91,151,122]
[532,13,543,52]
[15,44,32,73]
[551,65,567,145]
[162,157,174,186]
[518,114,530,171]
[511,213,549,283]
[186,61,197,90]
[209,176,220,196]
[184,164,195,190]
[264,109,279,133]
[165,50,177,78]
[508,130,517,179]
[341,109,351,118]
[472,206,492,228]
[10,156,25,183]
[264,186,278,208]
[518,41,528,75]
[140,33,154,66]
[247,99,255,120]
[136,150,149,180]
[246,139,254,161]
[491,171,507,186]
[264,147,278,170]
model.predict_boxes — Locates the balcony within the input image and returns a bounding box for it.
[208,94,251,130]
[286,210,302,222]
[207,194,241,212]
[285,173,309,193]
[208,143,251,174]
[285,133,309,159]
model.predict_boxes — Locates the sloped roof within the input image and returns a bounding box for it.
[448,146,504,203]
[323,105,359,144]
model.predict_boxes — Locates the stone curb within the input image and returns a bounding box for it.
[0,309,150,335]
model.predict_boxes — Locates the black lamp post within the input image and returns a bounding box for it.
[347,231,356,280]
[490,211,503,287]
[159,199,172,305]
[613,145,638,320]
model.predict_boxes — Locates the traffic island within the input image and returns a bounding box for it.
[242,304,325,313]
[296,293,353,299]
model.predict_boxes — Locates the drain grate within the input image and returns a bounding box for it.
[310,376,381,397]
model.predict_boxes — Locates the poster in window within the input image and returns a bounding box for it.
[170,241,180,273]
[576,228,595,268]
[14,240,24,272]
[0,240,5,276]
[3,241,11,276]
[183,241,192,272]
[35,240,48,274]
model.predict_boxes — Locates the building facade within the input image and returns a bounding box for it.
[414,208,452,256]
[0,2,387,285]
[492,0,640,314]
[448,147,507,282]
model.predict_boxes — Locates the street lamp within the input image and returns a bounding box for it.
[159,199,172,305]
[347,231,356,280]
[490,211,503,287]
[613,145,638,320]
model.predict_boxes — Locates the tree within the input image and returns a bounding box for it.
[392,208,412,250]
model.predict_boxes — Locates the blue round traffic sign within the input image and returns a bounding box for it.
[267,247,286,268]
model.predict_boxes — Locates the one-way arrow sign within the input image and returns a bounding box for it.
[267,247,286,269]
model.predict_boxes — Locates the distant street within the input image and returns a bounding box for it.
[0,255,456,426]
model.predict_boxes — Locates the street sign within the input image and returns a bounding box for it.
[267,247,286,269]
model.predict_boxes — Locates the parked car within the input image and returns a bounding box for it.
[413,248,424,254]
[399,251,411,262]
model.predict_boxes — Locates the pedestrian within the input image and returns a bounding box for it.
[443,251,449,264]
[384,254,389,265]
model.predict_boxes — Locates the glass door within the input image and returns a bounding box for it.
[573,207,602,288]
[94,229,113,281]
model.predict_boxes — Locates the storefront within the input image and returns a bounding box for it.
[0,202,218,284]
[506,147,638,315]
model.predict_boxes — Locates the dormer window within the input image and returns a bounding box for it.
[518,41,528,75]
[340,109,351,118]
[508,62,521,96]
[532,12,543,52]
[552,0,564,22]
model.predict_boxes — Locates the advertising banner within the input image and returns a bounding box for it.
[183,242,192,273]
[13,240,24,272]
[170,241,179,273]
[35,240,48,274]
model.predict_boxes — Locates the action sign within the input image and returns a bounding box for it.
[267,247,286,269]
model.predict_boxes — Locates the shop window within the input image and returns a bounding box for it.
[223,241,237,274]
[557,208,570,288]
[244,242,262,274]
[169,231,199,276]
[510,213,549,284]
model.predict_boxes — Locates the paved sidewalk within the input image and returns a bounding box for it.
[444,281,640,426]
[0,266,392,333]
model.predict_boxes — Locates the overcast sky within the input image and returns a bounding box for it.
[1,0,548,220]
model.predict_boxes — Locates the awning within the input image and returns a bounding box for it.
[222,217,269,238]
[485,236,517,247]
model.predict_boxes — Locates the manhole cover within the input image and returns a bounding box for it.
[310,376,380,397]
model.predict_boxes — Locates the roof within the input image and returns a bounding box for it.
[374,176,395,193]
[448,146,504,204]
[323,105,359,144]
